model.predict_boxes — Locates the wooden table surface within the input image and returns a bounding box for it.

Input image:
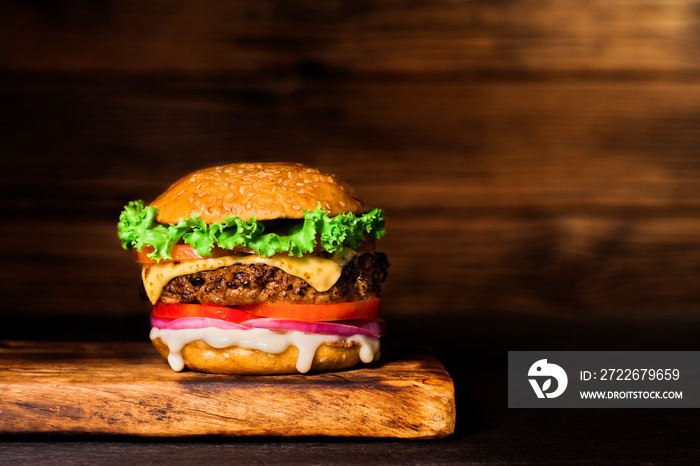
[0,341,455,439]
[2,313,699,464]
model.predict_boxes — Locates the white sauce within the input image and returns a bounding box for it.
[150,327,380,373]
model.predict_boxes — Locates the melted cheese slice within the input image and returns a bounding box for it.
[142,248,357,304]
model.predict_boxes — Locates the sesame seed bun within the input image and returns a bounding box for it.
[152,338,364,375]
[151,162,367,224]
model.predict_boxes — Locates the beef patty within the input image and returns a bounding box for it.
[156,252,389,306]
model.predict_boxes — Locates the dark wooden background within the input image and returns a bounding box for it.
[4,1,700,462]
[3,0,700,329]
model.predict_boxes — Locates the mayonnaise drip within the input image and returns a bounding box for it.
[150,327,380,373]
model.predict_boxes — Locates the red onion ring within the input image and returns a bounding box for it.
[150,315,249,330]
[241,318,383,338]
[150,315,384,338]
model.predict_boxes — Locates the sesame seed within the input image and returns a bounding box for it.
[292,205,301,210]
[239,186,245,194]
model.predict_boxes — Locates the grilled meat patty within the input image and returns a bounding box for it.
[156,252,389,306]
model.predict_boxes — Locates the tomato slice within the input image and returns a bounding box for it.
[151,299,381,323]
[136,245,240,263]
[238,298,381,322]
[152,302,259,324]
[136,238,376,263]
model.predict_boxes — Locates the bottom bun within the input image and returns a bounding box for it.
[152,337,364,375]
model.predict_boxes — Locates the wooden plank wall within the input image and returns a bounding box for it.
[2,0,700,322]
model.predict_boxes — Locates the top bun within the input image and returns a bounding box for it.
[151,162,367,224]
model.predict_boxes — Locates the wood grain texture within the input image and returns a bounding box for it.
[1,0,699,76]
[0,341,455,439]
[3,82,700,316]
[2,0,700,320]
[2,317,700,464]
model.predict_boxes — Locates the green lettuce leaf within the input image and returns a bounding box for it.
[117,200,385,260]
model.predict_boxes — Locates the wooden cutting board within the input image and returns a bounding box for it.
[0,341,455,439]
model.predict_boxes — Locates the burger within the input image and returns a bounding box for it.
[117,162,388,375]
